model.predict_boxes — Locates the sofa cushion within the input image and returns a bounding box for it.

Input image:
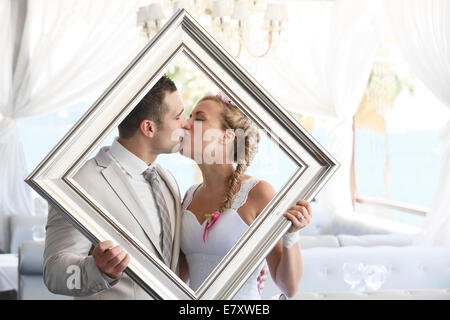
[10,215,47,254]
[299,235,340,249]
[303,205,421,236]
[19,241,44,275]
[337,234,415,247]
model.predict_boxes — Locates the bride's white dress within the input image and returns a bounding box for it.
[180,177,265,300]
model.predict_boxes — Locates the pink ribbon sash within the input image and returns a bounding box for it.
[203,212,221,243]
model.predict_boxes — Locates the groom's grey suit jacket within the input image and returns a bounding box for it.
[43,146,182,299]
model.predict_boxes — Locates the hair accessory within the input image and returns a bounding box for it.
[216,91,237,107]
[203,211,221,243]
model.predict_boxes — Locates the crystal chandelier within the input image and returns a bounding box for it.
[136,0,289,59]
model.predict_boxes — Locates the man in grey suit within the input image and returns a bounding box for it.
[43,75,189,299]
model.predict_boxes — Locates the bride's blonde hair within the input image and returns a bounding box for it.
[198,95,260,214]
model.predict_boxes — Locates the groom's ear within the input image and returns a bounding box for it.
[140,119,158,138]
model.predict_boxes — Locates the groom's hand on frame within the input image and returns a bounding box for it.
[92,240,130,279]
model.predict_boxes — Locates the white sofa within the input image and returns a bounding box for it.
[18,241,71,300]
[0,215,71,299]
[260,243,450,300]
[0,215,48,299]
[289,288,450,300]
[255,207,448,300]
[300,206,421,237]
[4,214,71,300]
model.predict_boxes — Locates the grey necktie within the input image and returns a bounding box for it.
[143,166,172,267]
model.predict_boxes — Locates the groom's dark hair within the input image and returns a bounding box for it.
[118,75,177,139]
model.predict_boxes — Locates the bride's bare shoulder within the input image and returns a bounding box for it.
[247,178,276,213]
[237,177,276,224]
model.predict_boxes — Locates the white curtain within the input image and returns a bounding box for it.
[0,0,143,252]
[383,0,450,246]
[250,0,385,216]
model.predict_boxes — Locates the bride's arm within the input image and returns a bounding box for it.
[250,182,311,297]
[265,235,303,297]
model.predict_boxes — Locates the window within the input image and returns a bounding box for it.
[352,37,448,228]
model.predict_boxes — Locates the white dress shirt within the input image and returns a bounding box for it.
[106,138,176,242]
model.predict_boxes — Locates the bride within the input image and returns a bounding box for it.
[178,92,312,299]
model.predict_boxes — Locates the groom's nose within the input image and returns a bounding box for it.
[182,117,191,130]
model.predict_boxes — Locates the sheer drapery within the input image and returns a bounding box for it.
[3,0,448,251]
[0,0,143,252]
[383,0,450,245]
[249,0,385,216]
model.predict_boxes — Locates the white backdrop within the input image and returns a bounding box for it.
[249,0,385,217]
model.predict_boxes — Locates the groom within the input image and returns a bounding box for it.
[43,75,186,299]
[43,75,267,299]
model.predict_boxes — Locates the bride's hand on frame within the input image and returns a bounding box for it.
[257,264,269,296]
[283,200,312,233]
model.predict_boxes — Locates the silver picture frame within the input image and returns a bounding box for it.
[25,9,339,300]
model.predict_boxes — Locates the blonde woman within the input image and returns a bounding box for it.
[178,93,312,299]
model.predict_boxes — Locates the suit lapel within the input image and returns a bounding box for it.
[101,162,164,259]
[94,147,181,272]
[156,165,182,273]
